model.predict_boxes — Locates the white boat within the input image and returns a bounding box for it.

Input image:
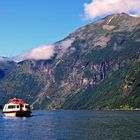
[3,98,31,117]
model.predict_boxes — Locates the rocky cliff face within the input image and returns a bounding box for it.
[0,13,140,109]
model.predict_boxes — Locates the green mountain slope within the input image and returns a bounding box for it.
[0,65,43,104]
[62,61,140,110]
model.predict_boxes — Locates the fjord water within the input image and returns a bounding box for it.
[0,111,140,140]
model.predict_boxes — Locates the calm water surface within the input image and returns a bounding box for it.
[0,110,140,140]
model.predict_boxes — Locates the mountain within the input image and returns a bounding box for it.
[0,59,16,79]
[0,13,140,110]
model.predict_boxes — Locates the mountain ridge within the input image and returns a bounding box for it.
[0,13,140,110]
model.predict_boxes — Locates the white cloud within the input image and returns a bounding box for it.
[84,0,140,20]
[15,45,55,61]
[59,38,75,51]
[13,38,75,62]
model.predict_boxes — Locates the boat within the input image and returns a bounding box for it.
[2,98,31,117]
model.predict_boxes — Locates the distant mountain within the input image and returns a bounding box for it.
[0,56,10,62]
[0,59,16,79]
[0,13,140,110]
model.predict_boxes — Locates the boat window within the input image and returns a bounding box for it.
[7,105,16,109]
[17,105,19,108]
[25,105,30,109]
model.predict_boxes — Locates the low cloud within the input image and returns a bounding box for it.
[12,35,76,62]
[15,45,55,62]
[14,38,75,62]
[84,0,140,20]
[58,38,75,51]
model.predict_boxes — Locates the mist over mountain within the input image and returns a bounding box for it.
[0,13,140,110]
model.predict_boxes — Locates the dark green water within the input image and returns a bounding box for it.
[0,110,140,140]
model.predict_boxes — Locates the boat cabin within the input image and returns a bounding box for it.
[3,98,31,117]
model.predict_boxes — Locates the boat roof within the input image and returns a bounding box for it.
[8,98,28,105]
[9,98,22,101]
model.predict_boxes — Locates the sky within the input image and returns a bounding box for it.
[0,0,91,57]
[0,0,140,59]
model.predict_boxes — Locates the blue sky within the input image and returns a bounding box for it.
[1,0,139,58]
[0,0,91,57]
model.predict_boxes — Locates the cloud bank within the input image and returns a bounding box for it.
[15,45,55,62]
[84,0,140,20]
[14,38,75,62]
[58,38,75,51]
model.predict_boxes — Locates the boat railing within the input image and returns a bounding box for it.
[8,98,23,103]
